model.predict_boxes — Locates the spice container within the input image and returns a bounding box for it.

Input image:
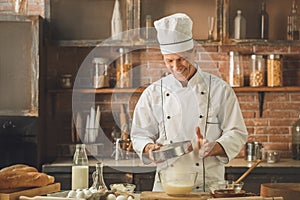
[60,74,73,89]
[93,57,109,89]
[267,151,280,163]
[250,55,265,87]
[228,51,244,87]
[267,54,283,87]
[116,48,132,88]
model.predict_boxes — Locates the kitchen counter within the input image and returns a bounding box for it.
[43,158,300,193]
[43,157,300,170]
[226,158,300,168]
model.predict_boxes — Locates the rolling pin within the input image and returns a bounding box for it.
[235,159,262,184]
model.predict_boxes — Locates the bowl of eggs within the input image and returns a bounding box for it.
[110,183,136,194]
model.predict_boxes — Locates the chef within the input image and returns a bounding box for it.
[130,13,248,192]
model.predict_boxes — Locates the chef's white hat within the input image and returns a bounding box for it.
[154,13,194,54]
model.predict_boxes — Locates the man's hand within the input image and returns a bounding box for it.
[196,126,227,158]
[196,126,204,149]
[144,143,162,161]
[196,127,216,158]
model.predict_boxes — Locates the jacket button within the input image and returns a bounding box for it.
[199,115,203,118]
[166,93,170,96]
[167,116,171,119]
[195,163,199,166]
[196,186,200,189]
[201,91,205,95]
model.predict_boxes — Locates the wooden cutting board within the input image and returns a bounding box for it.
[140,191,211,200]
[0,183,60,200]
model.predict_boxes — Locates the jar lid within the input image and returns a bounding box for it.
[268,54,281,59]
[229,51,239,56]
[251,54,263,60]
[61,74,72,78]
[93,57,108,64]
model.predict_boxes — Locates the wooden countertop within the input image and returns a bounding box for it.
[44,158,300,167]
[226,158,300,168]
[43,158,300,174]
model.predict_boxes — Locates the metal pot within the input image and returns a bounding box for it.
[245,142,263,161]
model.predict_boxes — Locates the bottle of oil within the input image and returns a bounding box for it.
[90,162,108,192]
[234,10,246,39]
[287,0,300,40]
[292,115,300,160]
[259,0,269,39]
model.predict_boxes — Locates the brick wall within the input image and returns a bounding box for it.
[1,0,299,161]
[45,44,300,161]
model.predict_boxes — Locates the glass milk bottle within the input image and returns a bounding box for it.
[72,144,89,190]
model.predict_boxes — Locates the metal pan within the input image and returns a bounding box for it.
[151,140,193,162]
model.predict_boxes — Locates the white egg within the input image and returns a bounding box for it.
[83,189,92,197]
[116,195,127,200]
[76,190,85,199]
[127,196,134,200]
[89,187,98,193]
[106,193,116,200]
[67,190,77,198]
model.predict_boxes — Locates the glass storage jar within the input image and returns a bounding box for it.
[92,57,109,89]
[228,51,244,87]
[250,54,265,87]
[116,48,132,88]
[267,54,283,87]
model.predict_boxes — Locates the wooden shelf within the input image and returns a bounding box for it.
[46,39,300,48]
[232,86,300,92]
[48,86,299,118]
[48,86,300,94]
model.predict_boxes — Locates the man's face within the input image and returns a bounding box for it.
[163,51,196,82]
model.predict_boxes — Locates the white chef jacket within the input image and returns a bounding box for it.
[130,66,248,192]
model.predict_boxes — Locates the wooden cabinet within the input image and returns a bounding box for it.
[0,15,44,116]
[45,0,217,42]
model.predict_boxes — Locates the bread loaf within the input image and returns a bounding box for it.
[0,164,55,189]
